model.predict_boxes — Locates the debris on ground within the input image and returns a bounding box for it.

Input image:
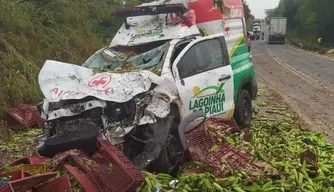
[1,87,334,192]
[4,105,44,130]
[137,87,334,192]
[0,138,144,192]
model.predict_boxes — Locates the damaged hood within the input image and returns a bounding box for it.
[39,60,162,103]
[110,0,199,47]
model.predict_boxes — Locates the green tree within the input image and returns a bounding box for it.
[242,0,254,30]
[266,0,334,48]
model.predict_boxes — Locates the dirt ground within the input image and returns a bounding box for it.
[252,40,334,144]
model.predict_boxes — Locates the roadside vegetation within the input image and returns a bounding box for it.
[0,0,151,118]
[265,0,334,50]
[242,0,254,31]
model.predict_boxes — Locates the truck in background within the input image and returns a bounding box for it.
[253,18,261,26]
[268,17,287,44]
[252,19,261,40]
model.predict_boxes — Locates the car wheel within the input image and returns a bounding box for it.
[148,120,183,174]
[148,106,183,174]
[234,89,252,128]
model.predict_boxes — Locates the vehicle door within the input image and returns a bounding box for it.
[171,34,234,118]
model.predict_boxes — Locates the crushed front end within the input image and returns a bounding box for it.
[36,58,178,173]
[37,92,153,157]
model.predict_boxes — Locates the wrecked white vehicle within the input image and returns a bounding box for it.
[37,0,257,174]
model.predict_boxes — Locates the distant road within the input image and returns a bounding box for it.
[251,24,334,143]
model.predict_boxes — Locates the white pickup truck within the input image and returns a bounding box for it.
[37,0,258,173]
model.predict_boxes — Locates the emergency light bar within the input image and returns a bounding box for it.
[113,4,188,29]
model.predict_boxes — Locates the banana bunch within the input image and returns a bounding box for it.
[138,98,334,192]
[122,52,136,62]
[147,66,162,76]
[221,109,334,191]
[242,180,279,192]
[218,172,250,191]
[177,161,212,175]
[113,63,140,73]
[257,101,268,107]
[171,173,226,192]
[92,67,113,73]
[141,171,174,192]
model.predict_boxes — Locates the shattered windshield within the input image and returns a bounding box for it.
[82,41,170,76]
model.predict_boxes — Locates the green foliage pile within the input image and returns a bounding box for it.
[0,0,142,118]
[140,98,334,192]
[265,0,334,49]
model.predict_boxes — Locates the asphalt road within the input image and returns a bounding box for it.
[251,26,334,143]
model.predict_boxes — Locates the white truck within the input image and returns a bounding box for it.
[37,0,258,173]
[268,17,287,44]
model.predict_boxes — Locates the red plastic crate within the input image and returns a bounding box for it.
[29,157,48,165]
[35,174,72,192]
[5,105,44,128]
[0,170,24,182]
[183,167,206,174]
[2,172,56,192]
[49,140,144,192]
[0,157,29,173]
[185,124,216,161]
[64,165,97,192]
[185,118,240,161]
[88,138,144,192]
[0,184,11,192]
[203,144,249,177]
[0,158,29,173]
[50,150,97,173]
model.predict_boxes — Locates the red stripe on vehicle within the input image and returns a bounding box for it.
[188,0,222,23]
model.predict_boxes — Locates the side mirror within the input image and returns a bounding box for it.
[178,111,206,150]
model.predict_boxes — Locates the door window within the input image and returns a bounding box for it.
[177,39,225,79]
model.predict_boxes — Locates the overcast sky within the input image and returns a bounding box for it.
[246,0,280,19]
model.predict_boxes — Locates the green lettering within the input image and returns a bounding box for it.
[204,97,209,106]
[217,94,221,103]
[217,102,222,112]
[211,94,217,105]
[189,101,194,110]
[217,93,225,103]
[194,100,199,109]
[205,106,210,115]
[199,98,204,108]
[212,104,217,114]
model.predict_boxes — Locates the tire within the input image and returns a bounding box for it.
[148,120,183,174]
[234,89,252,128]
[148,107,183,174]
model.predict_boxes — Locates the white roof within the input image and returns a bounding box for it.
[109,0,200,47]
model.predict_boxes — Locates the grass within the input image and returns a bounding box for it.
[287,30,334,53]
[287,31,319,51]
[0,0,136,118]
